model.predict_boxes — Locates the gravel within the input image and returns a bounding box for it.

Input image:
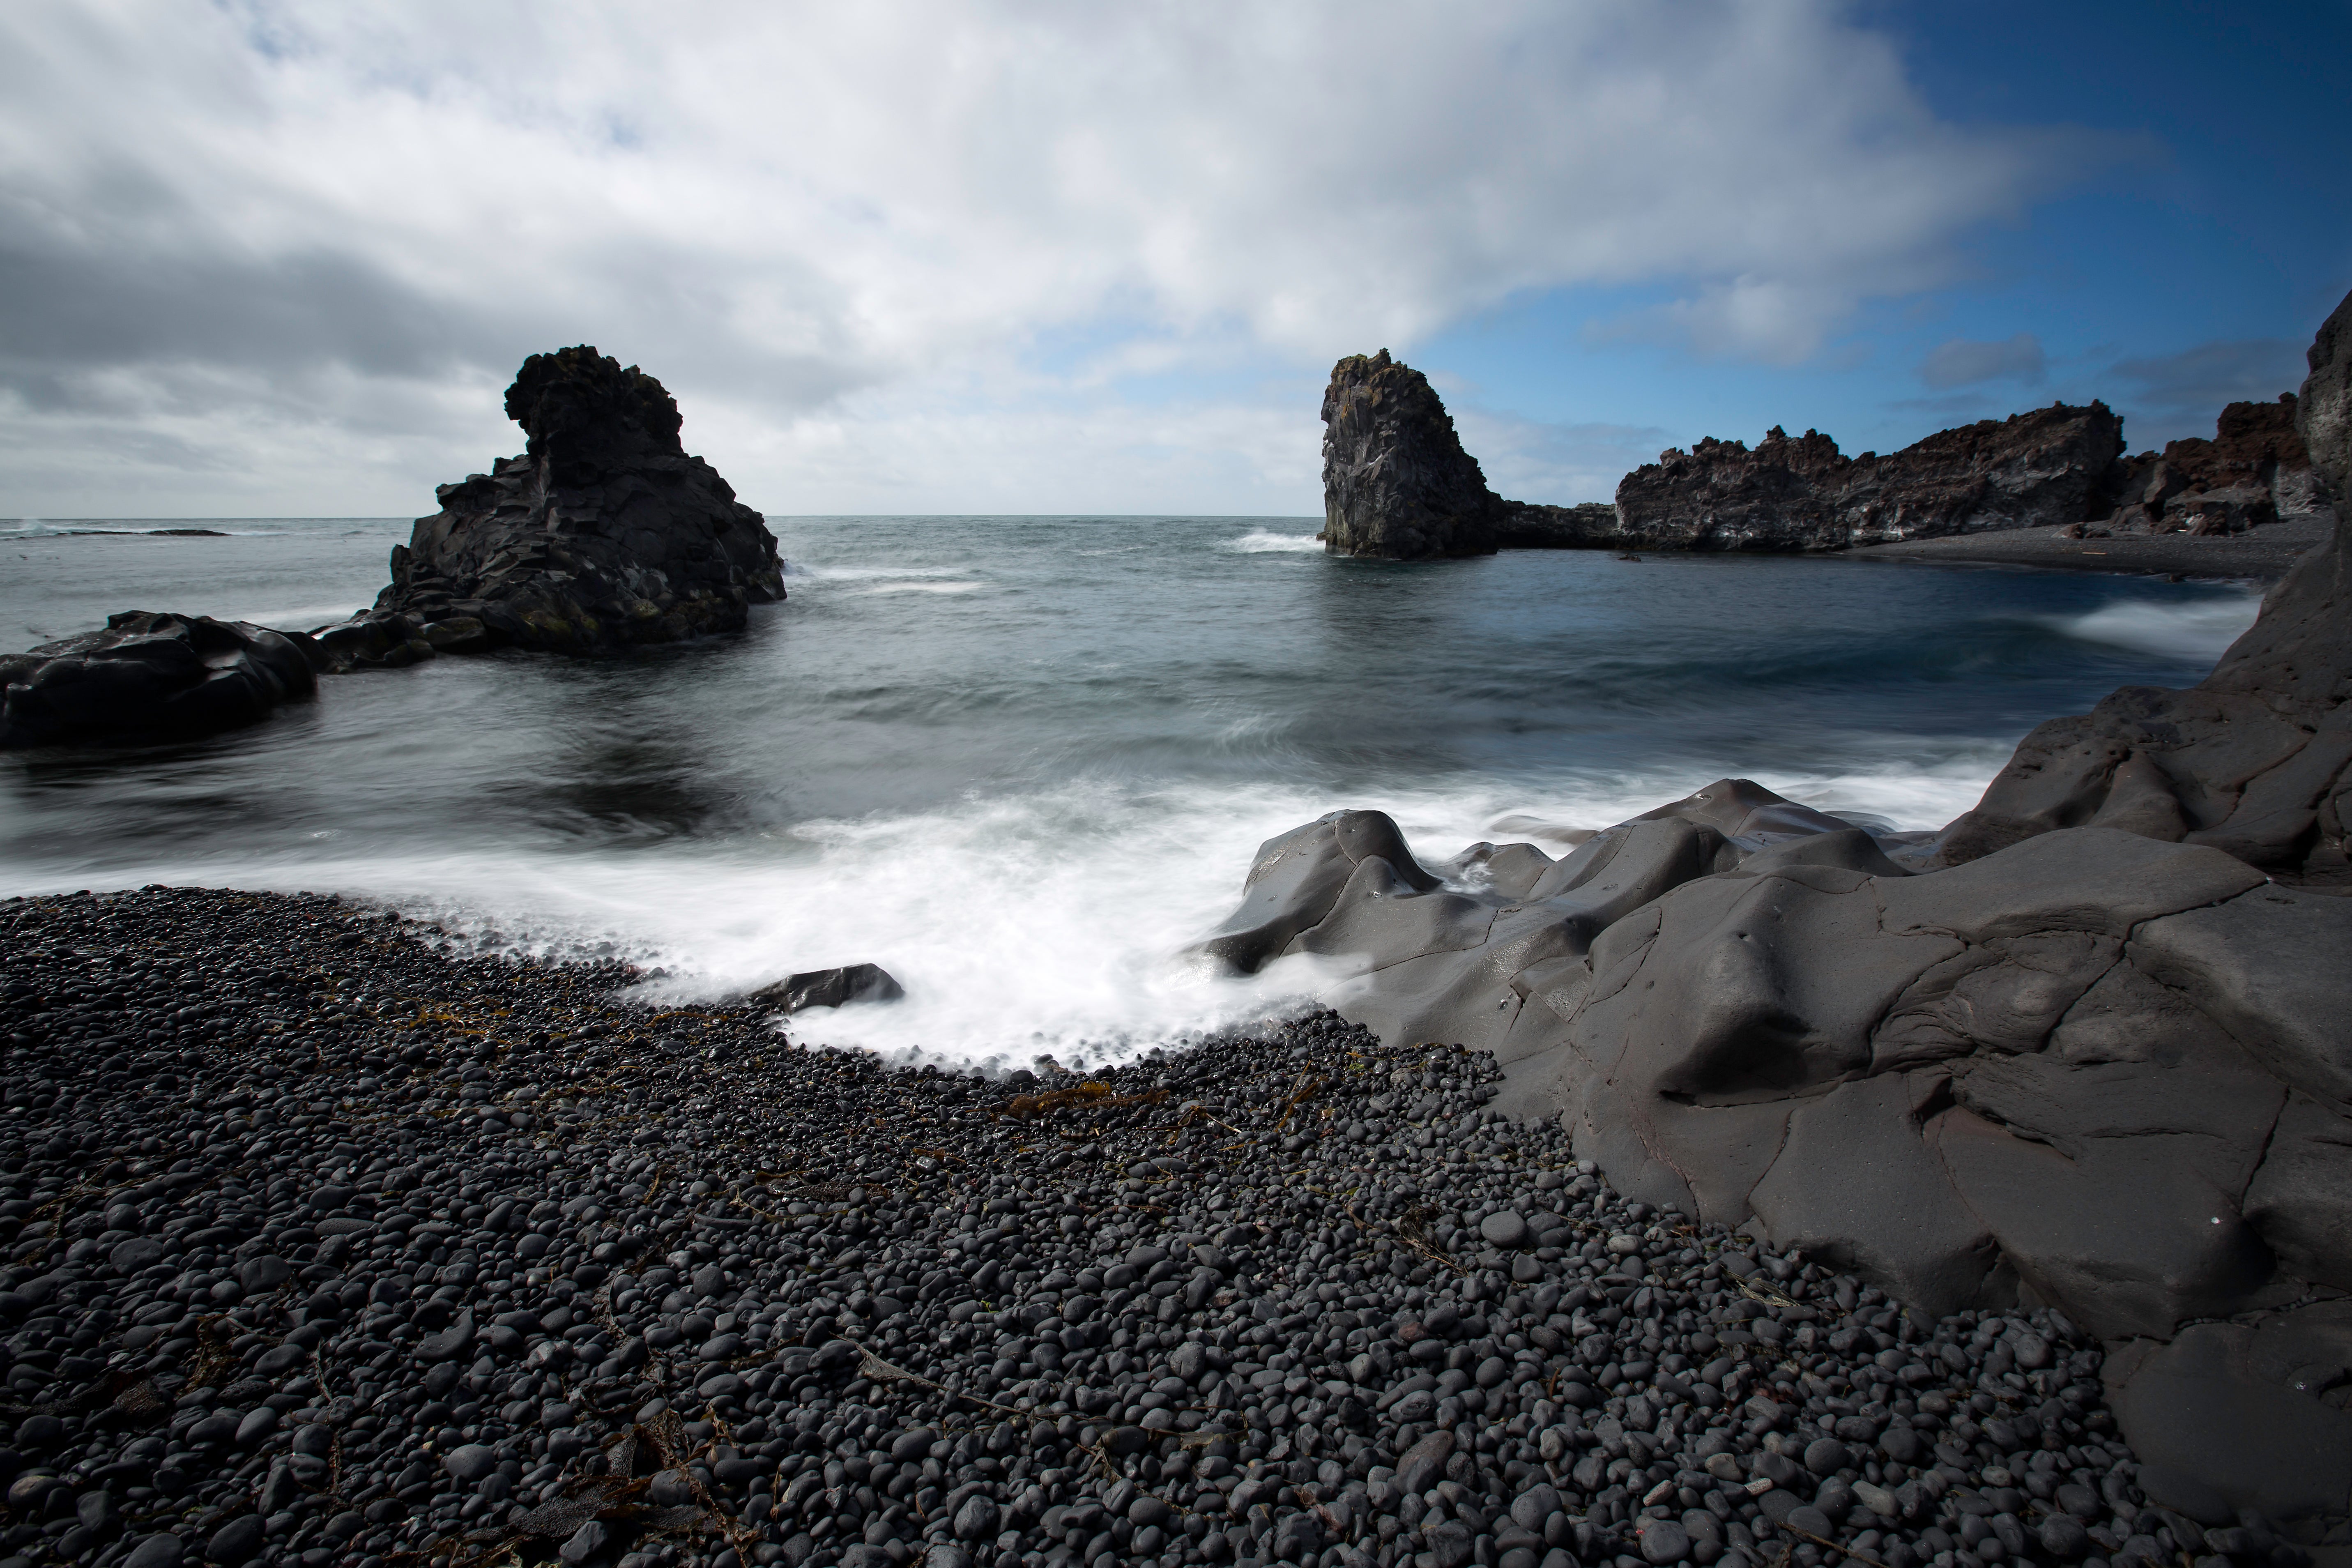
[0,886,2300,1568]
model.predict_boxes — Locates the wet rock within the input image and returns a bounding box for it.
[746,962,907,1015]
[1320,350,1508,559]
[366,345,786,654]
[0,612,317,749]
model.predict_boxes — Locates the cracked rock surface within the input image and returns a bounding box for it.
[0,889,2228,1568]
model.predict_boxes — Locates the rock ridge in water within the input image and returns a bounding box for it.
[358,345,786,659]
[1318,351,2140,557]
[0,611,317,748]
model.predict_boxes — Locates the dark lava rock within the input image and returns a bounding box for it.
[359,345,785,656]
[1319,347,2126,559]
[746,962,907,1015]
[1939,284,2352,885]
[0,611,316,748]
[1320,350,1510,559]
[1610,403,2125,551]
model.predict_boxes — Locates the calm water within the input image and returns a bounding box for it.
[0,516,2264,1066]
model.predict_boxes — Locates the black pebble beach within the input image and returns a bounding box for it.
[0,888,2281,1568]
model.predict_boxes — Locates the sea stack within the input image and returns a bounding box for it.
[1320,350,1509,559]
[353,346,786,660]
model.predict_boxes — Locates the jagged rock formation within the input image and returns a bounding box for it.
[1320,352,2132,557]
[2077,394,2323,540]
[1227,290,2352,1533]
[1937,290,2352,886]
[362,347,785,656]
[1606,405,2127,551]
[0,612,317,748]
[1321,351,1509,559]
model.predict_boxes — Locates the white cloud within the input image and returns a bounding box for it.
[0,0,2111,515]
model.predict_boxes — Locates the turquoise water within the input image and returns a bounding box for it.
[0,514,2262,1066]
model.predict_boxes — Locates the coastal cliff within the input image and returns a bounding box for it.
[1320,351,1508,559]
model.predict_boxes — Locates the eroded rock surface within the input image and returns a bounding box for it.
[1199,787,2352,1538]
[362,346,785,656]
[0,611,317,748]
[1936,287,2352,886]
[1321,351,1509,560]
[1606,406,2127,552]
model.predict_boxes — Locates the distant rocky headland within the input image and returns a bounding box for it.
[1319,353,2333,565]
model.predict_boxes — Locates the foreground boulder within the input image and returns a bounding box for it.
[745,962,905,1015]
[1199,790,2352,1538]
[358,345,785,656]
[1935,287,2352,885]
[0,612,316,748]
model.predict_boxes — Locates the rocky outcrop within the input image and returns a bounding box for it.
[1198,785,2352,1540]
[1936,289,2352,886]
[0,612,317,748]
[1321,351,1508,559]
[1321,352,2130,557]
[1606,405,2126,551]
[2076,394,2323,540]
[362,346,785,655]
[1220,290,2352,1533]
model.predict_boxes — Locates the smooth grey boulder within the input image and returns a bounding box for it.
[0,611,318,749]
[1198,798,2352,1529]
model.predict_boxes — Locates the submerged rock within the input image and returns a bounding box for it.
[364,345,785,655]
[0,610,317,748]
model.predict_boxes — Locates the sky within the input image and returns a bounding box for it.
[2,0,2347,519]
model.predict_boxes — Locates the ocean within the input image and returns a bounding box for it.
[0,514,2263,1070]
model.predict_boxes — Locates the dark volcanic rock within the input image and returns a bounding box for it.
[367,346,785,654]
[1320,350,2128,558]
[1937,287,2352,885]
[745,962,906,1015]
[0,611,317,748]
[2083,393,2321,542]
[1608,405,2126,551]
[1320,350,1509,559]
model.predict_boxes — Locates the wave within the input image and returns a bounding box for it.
[5,753,2009,1070]
[852,581,986,596]
[2044,594,2260,662]
[1224,529,1324,554]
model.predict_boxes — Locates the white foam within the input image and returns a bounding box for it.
[851,581,986,596]
[2046,593,2260,662]
[12,755,2004,1071]
[1224,529,1324,554]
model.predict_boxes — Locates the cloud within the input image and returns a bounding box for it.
[2110,338,2306,421]
[1918,332,2047,389]
[0,0,2118,514]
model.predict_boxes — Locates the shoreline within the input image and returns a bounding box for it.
[0,885,2166,1568]
[1837,516,2331,581]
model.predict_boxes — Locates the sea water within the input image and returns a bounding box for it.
[0,515,2263,1068]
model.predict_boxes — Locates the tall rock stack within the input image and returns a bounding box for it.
[369,347,786,656]
[1319,351,1508,560]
